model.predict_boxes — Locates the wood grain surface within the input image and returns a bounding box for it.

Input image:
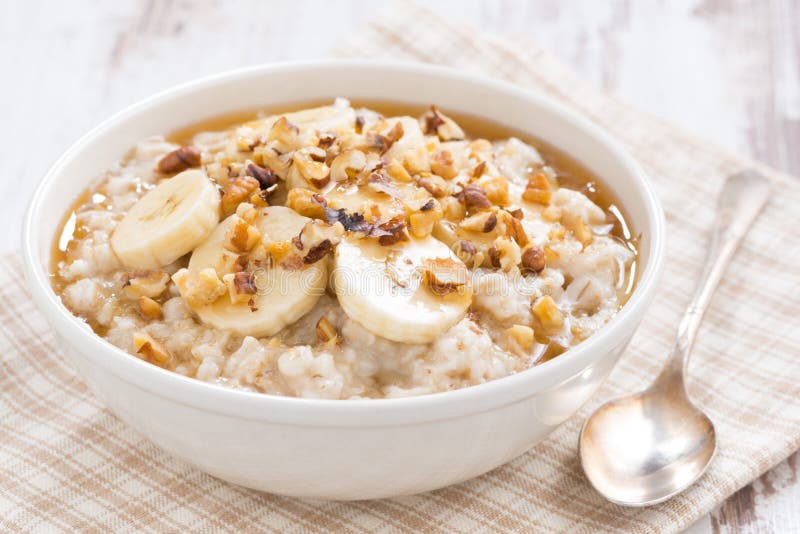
[1,1,797,532]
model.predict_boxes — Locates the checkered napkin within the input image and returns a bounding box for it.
[3,4,799,532]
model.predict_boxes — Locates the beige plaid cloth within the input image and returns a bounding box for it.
[3,4,800,533]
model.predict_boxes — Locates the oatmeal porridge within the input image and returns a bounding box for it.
[52,99,637,399]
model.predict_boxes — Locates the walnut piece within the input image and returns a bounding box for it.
[172,268,227,308]
[505,324,534,352]
[330,149,367,182]
[417,174,449,198]
[133,332,171,367]
[222,271,257,304]
[293,146,331,189]
[502,210,529,247]
[422,106,465,141]
[532,295,564,331]
[245,163,278,190]
[408,198,443,238]
[563,214,593,246]
[491,236,521,272]
[522,172,552,205]
[294,220,345,263]
[521,246,545,273]
[137,296,162,319]
[422,257,469,295]
[221,174,260,217]
[267,116,300,153]
[460,210,497,233]
[457,184,491,211]
[430,149,457,180]
[226,215,262,252]
[121,270,170,299]
[157,146,202,174]
[287,188,327,219]
[375,216,409,246]
[316,316,339,344]
[386,160,412,182]
[476,175,510,206]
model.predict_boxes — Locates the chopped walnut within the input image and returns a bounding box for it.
[491,236,522,272]
[287,188,326,219]
[476,175,510,206]
[267,116,301,153]
[457,184,491,211]
[532,295,564,332]
[172,268,227,308]
[522,172,552,205]
[563,214,593,246]
[544,246,560,262]
[137,296,162,319]
[401,146,429,174]
[156,146,202,174]
[505,324,534,353]
[429,149,457,180]
[253,144,291,179]
[460,210,498,233]
[385,160,412,182]
[249,186,277,207]
[454,239,479,267]
[421,106,465,141]
[226,215,262,252]
[381,121,405,153]
[521,246,545,273]
[408,198,443,238]
[294,220,345,263]
[372,216,408,246]
[501,210,529,247]
[293,146,331,188]
[472,161,488,178]
[330,149,367,182]
[222,271,257,304]
[417,174,449,198]
[245,163,278,190]
[214,251,249,275]
[221,174,260,216]
[235,202,258,224]
[440,195,466,221]
[422,257,469,295]
[507,207,524,219]
[488,244,501,269]
[317,132,337,149]
[236,126,263,152]
[121,270,170,299]
[133,332,171,367]
[267,240,294,264]
[316,316,339,344]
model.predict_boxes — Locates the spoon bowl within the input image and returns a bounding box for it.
[579,381,716,506]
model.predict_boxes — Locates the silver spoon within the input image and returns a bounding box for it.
[579,170,771,506]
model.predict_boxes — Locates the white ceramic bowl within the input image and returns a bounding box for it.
[22,61,664,500]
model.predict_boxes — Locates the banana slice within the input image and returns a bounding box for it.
[111,169,220,269]
[184,206,328,337]
[333,235,472,344]
[250,102,356,136]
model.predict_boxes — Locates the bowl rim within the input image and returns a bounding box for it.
[22,60,665,426]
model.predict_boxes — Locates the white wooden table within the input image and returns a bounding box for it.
[2,1,797,531]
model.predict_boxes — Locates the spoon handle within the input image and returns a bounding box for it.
[660,171,771,382]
